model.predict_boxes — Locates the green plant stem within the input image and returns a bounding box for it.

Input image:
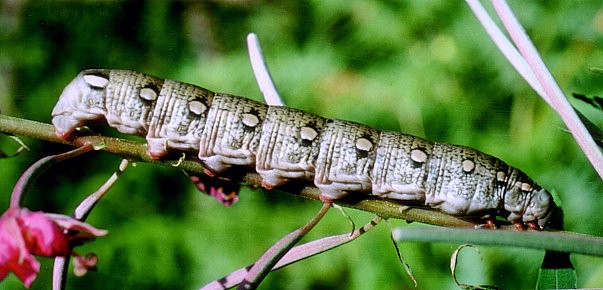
[393,228,603,256]
[0,114,482,228]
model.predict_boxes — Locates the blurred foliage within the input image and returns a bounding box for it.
[1,0,602,289]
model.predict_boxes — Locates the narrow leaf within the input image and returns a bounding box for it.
[536,251,577,289]
[393,228,603,256]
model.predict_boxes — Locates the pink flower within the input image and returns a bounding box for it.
[0,207,107,288]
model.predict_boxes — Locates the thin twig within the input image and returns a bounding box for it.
[272,216,382,269]
[1,135,30,158]
[53,159,128,290]
[466,0,603,179]
[464,0,547,101]
[52,257,68,290]
[237,202,332,289]
[74,159,129,220]
[0,114,206,173]
[492,1,603,179]
[0,114,478,228]
[247,33,285,106]
[201,216,382,290]
[10,144,94,208]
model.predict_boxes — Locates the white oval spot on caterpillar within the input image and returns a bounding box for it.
[521,182,532,192]
[410,149,428,163]
[355,137,373,152]
[139,88,158,101]
[188,100,206,115]
[242,113,260,127]
[496,171,506,182]
[83,74,109,88]
[461,159,475,173]
[300,126,318,141]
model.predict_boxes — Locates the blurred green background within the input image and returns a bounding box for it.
[1,1,602,289]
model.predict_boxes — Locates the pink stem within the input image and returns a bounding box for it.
[492,0,603,179]
[10,144,94,208]
[237,202,332,289]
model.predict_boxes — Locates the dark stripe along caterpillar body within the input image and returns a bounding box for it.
[51,69,556,228]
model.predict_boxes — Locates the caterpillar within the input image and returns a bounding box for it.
[51,69,556,229]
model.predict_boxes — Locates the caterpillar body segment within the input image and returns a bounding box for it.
[51,69,556,228]
[315,119,379,200]
[371,131,433,202]
[256,106,326,188]
[146,79,215,158]
[198,93,268,173]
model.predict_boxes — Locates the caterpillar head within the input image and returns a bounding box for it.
[523,187,556,229]
[52,69,112,139]
[503,181,556,230]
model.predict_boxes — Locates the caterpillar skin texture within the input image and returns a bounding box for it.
[52,69,556,229]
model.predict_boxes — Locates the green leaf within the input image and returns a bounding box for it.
[392,227,603,256]
[536,251,577,289]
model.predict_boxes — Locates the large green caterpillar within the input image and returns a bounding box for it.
[51,69,556,229]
